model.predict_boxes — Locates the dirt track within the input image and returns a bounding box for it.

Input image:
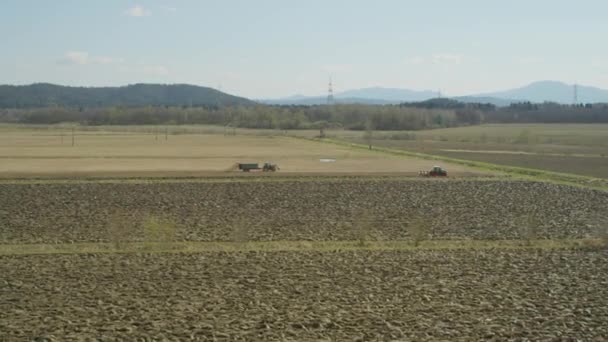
[0,179,606,244]
[2,250,607,341]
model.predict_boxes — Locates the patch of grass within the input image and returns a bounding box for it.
[142,215,179,250]
[513,129,532,144]
[407,217,430,247]
[1,239,605,256]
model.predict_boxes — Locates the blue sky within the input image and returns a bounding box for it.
[2,0,608,98]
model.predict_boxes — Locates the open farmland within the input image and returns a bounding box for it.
[1,126,608,341]
[1,179,606,244]
[0,126,478,178]
[2,250,608,341]
[343,124,608,179]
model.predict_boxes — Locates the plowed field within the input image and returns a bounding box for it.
[1,179,606,244]
[2,250,607,341]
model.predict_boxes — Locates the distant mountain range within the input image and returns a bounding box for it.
[0,83,255,108]
[3,81,608,109]
[262,81,608,106]
[261,87,437,106]
[476,81,608,104]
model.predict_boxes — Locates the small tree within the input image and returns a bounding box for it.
[518,212,542,246]
[230,216,249,243]
[364,118,374,150]
[313,120,329,138]
[408,217,430,247]
[354,209,375,247]
[589,213,608,249]
[106,211,132,250]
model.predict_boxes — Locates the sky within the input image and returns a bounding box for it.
[2,0,608,98]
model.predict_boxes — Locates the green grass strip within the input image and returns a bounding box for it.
[0,239,605,256]
[312,137,608,191]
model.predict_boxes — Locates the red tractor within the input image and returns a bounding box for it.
[419,166,448,177]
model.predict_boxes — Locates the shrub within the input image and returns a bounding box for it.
[354,210,375,247]
[408,217,430,247]
[106,211,132,250]
[518,212,542,246]
[230,217,249,243]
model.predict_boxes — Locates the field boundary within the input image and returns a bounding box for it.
[307,137,608,191]
[0,239,604,256]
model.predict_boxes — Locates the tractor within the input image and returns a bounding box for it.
[262,162,279,172]
[419,166,448,177]
[237,162,279,172]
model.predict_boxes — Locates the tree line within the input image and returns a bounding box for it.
[0,105,468,131]
[1,101,607,131]
[483,102,608,123]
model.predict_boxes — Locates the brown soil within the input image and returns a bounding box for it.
[0,170,483,180]
[0,179,606,244]
[2,250,607,341]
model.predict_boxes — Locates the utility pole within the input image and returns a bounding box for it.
[327,77,335,105]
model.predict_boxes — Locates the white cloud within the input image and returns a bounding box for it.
[91,56,125,65]
[142,65,169,76]
[432,54,463,65]
[161,5,177,12]
[59,51,123,66]
[61,51,89,65]
[124,5,151,17]
[404,56,425,65]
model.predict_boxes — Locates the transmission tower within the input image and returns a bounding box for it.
[327,77,334,105]
[573,84,579,105]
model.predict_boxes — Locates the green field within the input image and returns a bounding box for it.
[340,124,608,179]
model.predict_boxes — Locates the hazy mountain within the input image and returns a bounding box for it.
[475,81,608,104]
[452,96,520,107]
[336,87,437,102]
[261,96,393,105]
[264,81,608,106]
[0,83,256,108]
[262,86,437,105]
[8,81,608,109]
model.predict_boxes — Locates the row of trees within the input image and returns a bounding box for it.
[2,101,606,131]
[484,102,608,123]
[0,104,471,131]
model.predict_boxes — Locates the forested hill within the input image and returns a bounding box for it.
[0,83,256,108]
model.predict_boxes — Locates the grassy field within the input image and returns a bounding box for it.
[0,126,480,178]
[341,124,608,179]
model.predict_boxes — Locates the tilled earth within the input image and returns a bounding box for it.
[0,179,606,243]
[1,250,608,341]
